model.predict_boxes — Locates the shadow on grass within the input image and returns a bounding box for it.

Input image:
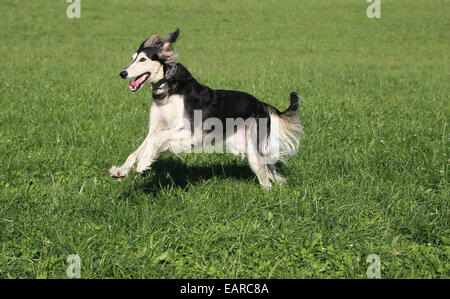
[136,157,257,195]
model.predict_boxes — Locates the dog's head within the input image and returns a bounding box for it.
[119,29,180,92]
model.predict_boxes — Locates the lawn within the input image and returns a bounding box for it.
[0,0,448,278]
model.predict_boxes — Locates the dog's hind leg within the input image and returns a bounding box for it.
[247,152,272,189]
[243,122,272,189]
[109,135,149,180]
[268,164,287,184]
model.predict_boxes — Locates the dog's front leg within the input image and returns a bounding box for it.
[136,129,191,174]
[109,135,149,180]
[135,134,165,174]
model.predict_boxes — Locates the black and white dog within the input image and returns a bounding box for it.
[109,29,303,188]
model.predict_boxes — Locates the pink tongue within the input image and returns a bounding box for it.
[129,81,139,88]
[128,74,147,88]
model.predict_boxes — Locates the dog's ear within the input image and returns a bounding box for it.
[157,29,180,63]
[164,28,180,46]
[164,63,178,80]
[143,35,164,48]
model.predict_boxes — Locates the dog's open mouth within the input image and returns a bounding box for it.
[128,72,151,92]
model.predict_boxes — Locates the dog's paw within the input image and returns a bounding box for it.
[260,182,272,190]
[276,177,287,185]
[109,166,126,181]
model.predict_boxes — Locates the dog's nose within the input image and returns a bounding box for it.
[119,70,128,79]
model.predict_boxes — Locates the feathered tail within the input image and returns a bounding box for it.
[263,92,304,163]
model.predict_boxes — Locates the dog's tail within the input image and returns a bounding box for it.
[263,92,304,163]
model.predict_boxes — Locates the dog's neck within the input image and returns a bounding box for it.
[152,79,167,100]
[151,64,179,102]
[150,65,167,101]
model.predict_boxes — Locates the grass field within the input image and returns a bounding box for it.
[0,0,448,278]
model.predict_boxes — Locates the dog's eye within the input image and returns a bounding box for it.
[139,57,147,62]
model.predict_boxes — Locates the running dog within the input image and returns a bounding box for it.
[109,29,303,188]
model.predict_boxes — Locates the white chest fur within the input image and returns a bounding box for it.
[148,94,187,133]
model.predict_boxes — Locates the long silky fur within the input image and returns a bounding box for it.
[262,93,304,163]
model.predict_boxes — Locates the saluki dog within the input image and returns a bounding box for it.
[109,29,303,188]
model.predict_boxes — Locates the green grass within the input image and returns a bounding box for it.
[0,0,448,278]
